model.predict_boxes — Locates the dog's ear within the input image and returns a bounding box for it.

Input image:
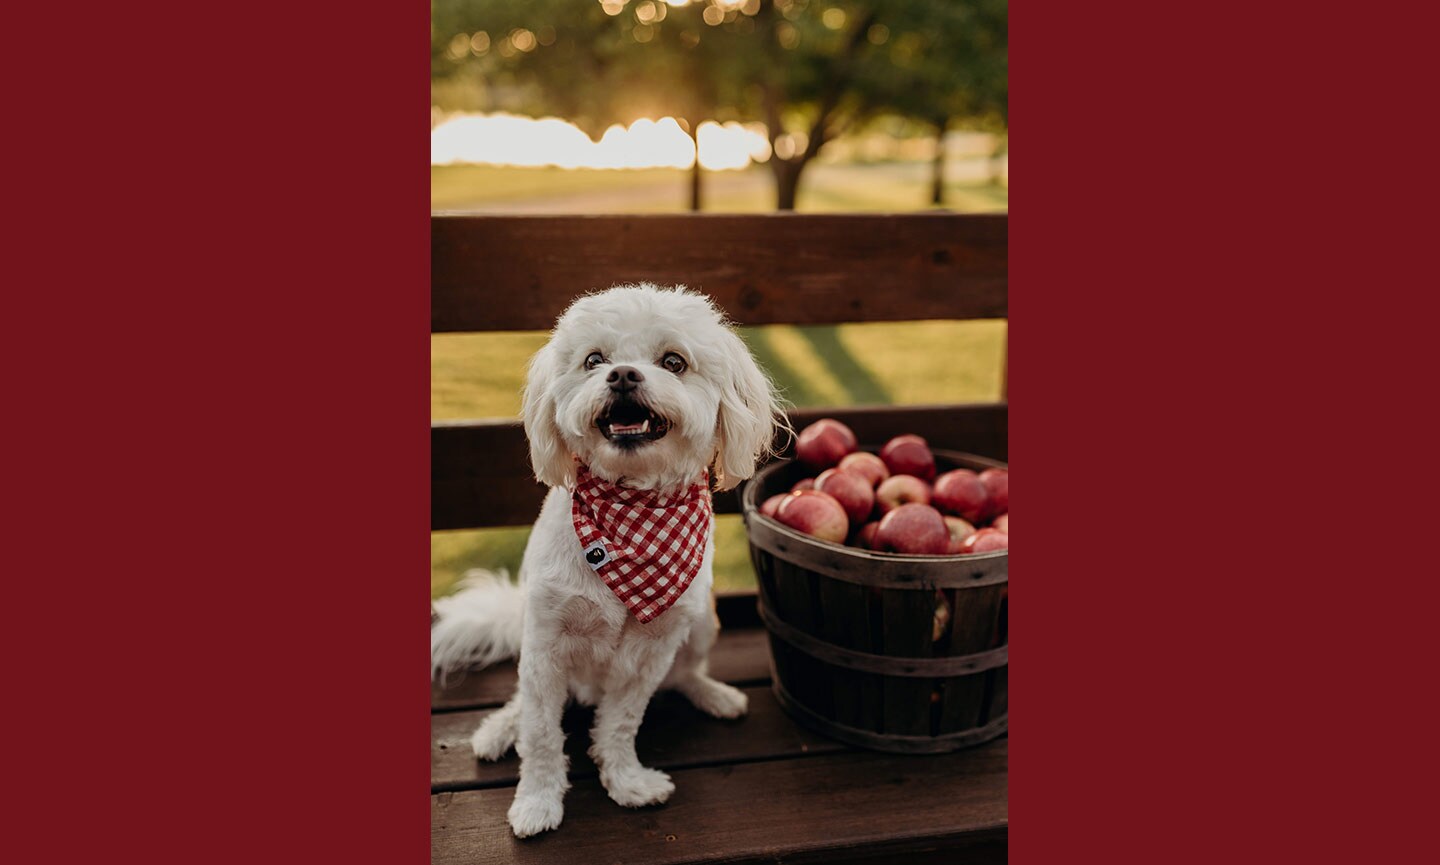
[712,328,788,491]
[522,342,576,488]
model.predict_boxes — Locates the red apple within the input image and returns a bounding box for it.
[979,468,1008,518]
[795,418,858,471]
[876,503,950,555]
[991,512,1008,534]
[853,521,881,549]
[815,468,876,524]
[879,434,935,481]
[932,469,989,522]
[958,527,1008,555]
[775,490,849,544]
[874,474,931,514]
[760,494,790,519]
[791,478,815,492]
[837,451,889,487]
[943,516,978,554]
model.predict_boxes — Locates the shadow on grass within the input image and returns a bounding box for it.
[739,327,826,409]
[795,325,891,406]
[741,325,892,409]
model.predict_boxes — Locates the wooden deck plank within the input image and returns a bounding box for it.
[433,627,772,712]
[433,685,845,791]
[431,741,1008,865]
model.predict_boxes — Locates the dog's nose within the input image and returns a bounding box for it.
[606,365,645,392]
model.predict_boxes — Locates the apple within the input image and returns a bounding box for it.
[979,468,1008,518]
[853,521,881,550]
[943,516,978,554]
[760,494,791,519]
[775,490,849,544]
[879,434,935,481]
[958,527,1008,555]
[875,474,931,514]
[837,451,889,487]
[932,469,989,522]
[876,503,950,555]
[992,512,1008,534]
[795,418,858,471]
[815,468,876,524]
[791,478,815,492]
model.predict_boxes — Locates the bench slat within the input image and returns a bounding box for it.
[432,214,1007,333]
[432,627,772,713]
[431,742,1008,865]
[432,403,1007,530]
[433,684,844,792]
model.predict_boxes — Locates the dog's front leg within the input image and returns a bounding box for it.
[589,629,685,808]
[507,654,570,838]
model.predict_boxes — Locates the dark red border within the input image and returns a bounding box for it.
[1013,3,1431,862]
[8,4,429,862]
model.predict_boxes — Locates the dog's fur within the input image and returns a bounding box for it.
[431,285,784,837]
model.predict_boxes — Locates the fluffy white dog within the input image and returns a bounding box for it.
[431,284,784,838]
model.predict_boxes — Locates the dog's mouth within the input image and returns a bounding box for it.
[597,400,671,446]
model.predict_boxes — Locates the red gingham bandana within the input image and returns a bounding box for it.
[571,463,713,623]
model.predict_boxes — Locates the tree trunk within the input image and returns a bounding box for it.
[687,121,703,211]
[930,117,949,206]
[773,158,803,211]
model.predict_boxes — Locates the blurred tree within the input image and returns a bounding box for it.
[432,0,727,210]
[683,0,1008,210]
[431,0,1008,211]
[848,0,1008,205]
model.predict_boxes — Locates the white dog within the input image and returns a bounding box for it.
[431,284,784,838]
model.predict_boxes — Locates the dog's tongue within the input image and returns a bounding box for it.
[609,419,649,435]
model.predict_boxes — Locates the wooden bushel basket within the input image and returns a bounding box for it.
[741,450,1008,754]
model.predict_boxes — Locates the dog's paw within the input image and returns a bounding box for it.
[602,766,675,808]
[689,681,749,719]
[471,716,517,761]
[507,793,564,838]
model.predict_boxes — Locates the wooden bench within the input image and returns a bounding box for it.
[432,213,1008,864]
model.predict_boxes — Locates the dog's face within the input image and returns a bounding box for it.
[522,284,783,493]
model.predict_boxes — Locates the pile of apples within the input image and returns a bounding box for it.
[758,419,1009,556]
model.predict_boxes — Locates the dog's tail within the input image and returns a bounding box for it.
[431,569,525,681]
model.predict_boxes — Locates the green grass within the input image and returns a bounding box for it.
[432,166,691,210]
[432,162,1008,214]
[431,163,1007,600]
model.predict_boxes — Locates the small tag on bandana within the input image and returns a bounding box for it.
[581,540,609,570]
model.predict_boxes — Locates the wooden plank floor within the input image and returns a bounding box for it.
[432,624,1008,864]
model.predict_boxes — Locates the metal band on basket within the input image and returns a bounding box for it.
[772,678,1008,754]
[756,585,1008,678]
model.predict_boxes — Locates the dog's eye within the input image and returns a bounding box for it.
[660,352,687,375]
[584,351,605,371]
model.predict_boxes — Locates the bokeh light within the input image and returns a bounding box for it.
[431,112,773,171]
[776,22,800,49]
